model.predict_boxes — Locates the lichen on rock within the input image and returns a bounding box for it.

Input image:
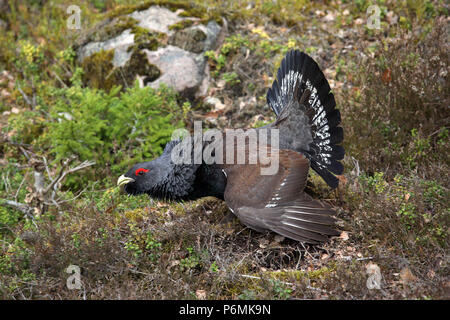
[168,24,211,54]
[81,48,160,92]
[75,3,222,97]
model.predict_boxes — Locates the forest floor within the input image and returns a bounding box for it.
[0,0,448,299]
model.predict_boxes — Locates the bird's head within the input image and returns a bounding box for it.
[117,139,199,200]
[117,156,173,196]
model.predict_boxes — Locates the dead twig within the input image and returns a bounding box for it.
[1,200,34,219]
[16,82,33,106]
[3,158,95,218]
[43,160,95,195]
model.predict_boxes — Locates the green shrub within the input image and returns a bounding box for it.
[180,246,203,272]
[0,165,29,232]
[42,80,185,185]
[269,279,292,299]
[6,79,186,190]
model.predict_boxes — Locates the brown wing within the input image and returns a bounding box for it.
[223,149,309,210]
[222,148,339,243]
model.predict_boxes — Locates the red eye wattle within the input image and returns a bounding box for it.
[135,168,149,176]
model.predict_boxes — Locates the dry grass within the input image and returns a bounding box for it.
[0,0,449,300]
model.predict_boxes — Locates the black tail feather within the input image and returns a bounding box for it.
[318,109,341,130]
[267,50,345,188]
[310,162,339,189]
[328,127,344,144]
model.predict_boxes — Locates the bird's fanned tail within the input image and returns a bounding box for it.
[267,50,344,188]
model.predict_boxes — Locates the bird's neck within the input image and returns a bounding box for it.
[149,163,226,201]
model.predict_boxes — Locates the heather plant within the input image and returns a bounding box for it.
[344,21,449,179]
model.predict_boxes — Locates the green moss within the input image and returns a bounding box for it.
[168,27,207,53]
[128,25,166,52]
[75,0,227,91]
[81,49,116,91]
[100,17,137,40]
[77,6,175,91]
[106,1,221,25]
[266,265,336,282]
[307,265,337,279]
[119,50,161,86]
[107,1,203,19]
[304,170,337,200]
[75,15,167,51]
[80,43,160,91]
[221,264,337,299]
[168,19,195,31]
[221,275,263,299]
[93,16,137,43]
[74,16,134,50]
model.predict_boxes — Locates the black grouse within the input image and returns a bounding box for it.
[117,50,344,244]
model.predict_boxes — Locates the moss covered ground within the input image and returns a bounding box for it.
[0,0,448,299]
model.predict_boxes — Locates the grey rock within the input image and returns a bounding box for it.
[204,96,225,111]
[76,5,221,98]
[144,45,204,98]
[169,27,207,53]
[168,20,221,54]
[77,29,135,67]
[204,21,222,51]
[129,5,187,35]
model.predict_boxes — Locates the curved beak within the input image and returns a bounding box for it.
[117,175,135,187]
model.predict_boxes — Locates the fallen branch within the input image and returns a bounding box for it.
[3,157,95,218]
[1,200,34,219]
[43,160,95,195]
